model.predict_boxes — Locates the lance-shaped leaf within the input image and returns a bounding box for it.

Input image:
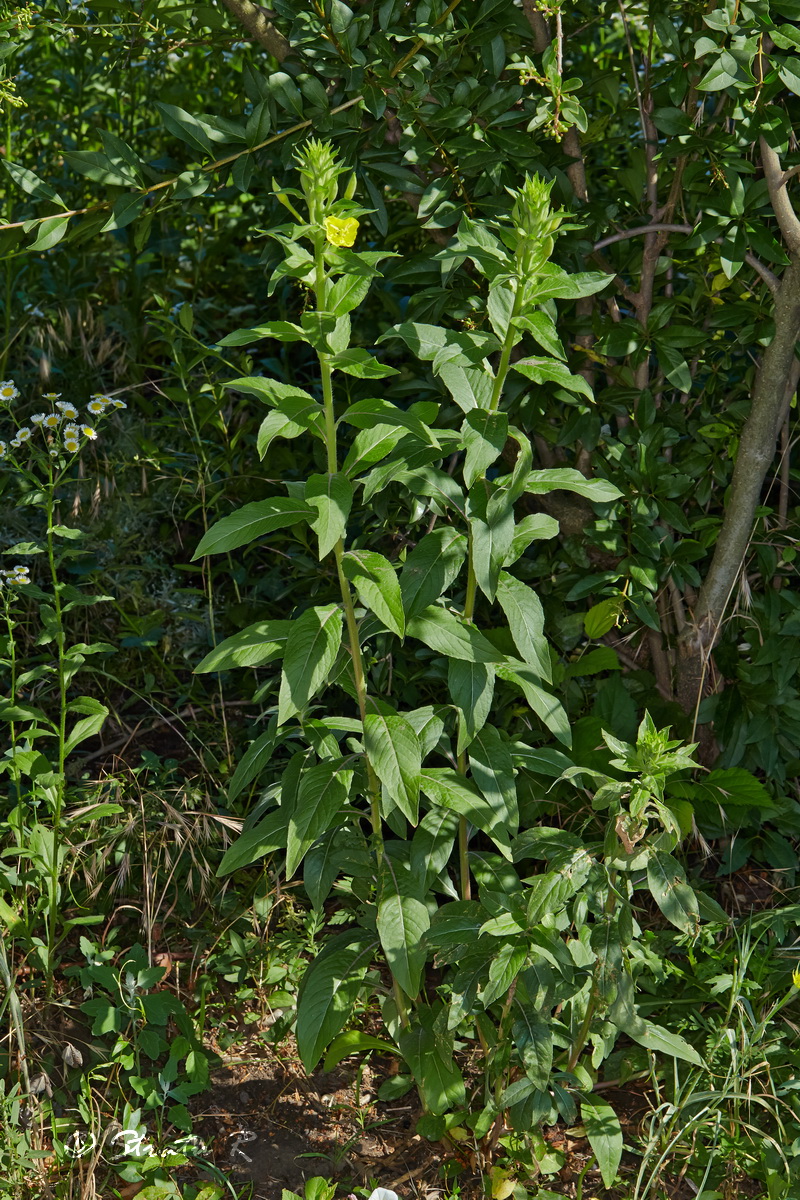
[505,512,560,565]
[438,363,493,412]
[646,850,700,934]
[278,604,343,724]
[306,473,353,559]
[330,348,399,378]
[407,605,507,664]
[513,356,594,399]
[228,718,282,801]
[342,424,406,477]
[193,497,314,558]
[448,660,495,754]
[421,768,512,858]
[216,806,289,876]
[497,662,571,747]
[467,481,515,601]
[217,320,305,346]
[524,468,622,503]
[410,808,459,892]
[377,872,430,997]
[286,758,353,877]
[328,272,372,316]
[365,711,422,824]
[513,1010,553,1090]
[468,724,518,833]
[399,528,467,620]
[342,398,440,447]
[581,1098,623,1189]
[296,932,376,1072]
[257,397,324,459]
[461,410,508,489]
[512,310,565,358]
[496,572,551,682]
[342,550,404,636]
[398,1012,465,1115]
[525,264,611,301]
[224,376,316,406]
[195,620,292,673]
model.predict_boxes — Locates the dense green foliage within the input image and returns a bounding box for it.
[0,1,799,1198]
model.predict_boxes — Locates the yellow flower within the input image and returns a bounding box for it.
[793,968,800,990]
[324,215,359,248]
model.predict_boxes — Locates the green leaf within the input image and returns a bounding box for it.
[377,878,430,997]
[286,759,353,877]
[467,481,515,602]
[257,397,324,459]
[228,720,281,801]
[654,339,693,390]
[28,216,70,252]
[407,605,507,664]
[64,704,108,757]
[438,363,493,412]
[626,1020,703,1066]
[562,647,621,679]
[216,807,289,876]
[513,1010,553,1090]
[513,355,593,399]
[365,711,422,824]
[342,423,407,477]
[193,497,313,558]
[398,1012,465,1114]
[526,264,610,301]
[468,725,518,834]
[496,572,551,682]
[224,376,316,406]
[584,596,625,639]
[513,311,565,359]
[411,808,459,891]
[421,768,512,858]
[506,513,560,566]
[329,348,399,378]
[342,550,404,636]
[306,473,353,559]
[524,469,622,503]
[399,528,468,620]
[195,620,292,672]
[3,160,65,206]
[217,321,305,347]
[63,150,138,187]
[343,398,439,446]
[328,273,372,316]
[462,410,508,489]
[497,663,571,747]
[278,604,343,724]
[581,1098,623,1189]
[646,851,700,934]
[156,101,228,156]
[448,660,495,754]
[322,1031,399,1072]
[296,933,376,1072]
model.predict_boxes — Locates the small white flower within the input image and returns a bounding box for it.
[56,401,79,419]
[110,398,127,410]
[49,447,59,457]
[15,427,32,442]
[43,391,61,401]
[0,381,19,402]
[30,413,46,425]
[43,413,60,428]
[0,441,5,457]
[64,437,79,453]
[81,425,98,440]
[63,422,79,437]
[87,399,106,415]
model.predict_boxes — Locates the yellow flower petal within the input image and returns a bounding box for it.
[324,215,359,248]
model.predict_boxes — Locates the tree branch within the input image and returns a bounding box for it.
[218,0,290,60]
[593,223,780,295]
[760,136,800,256]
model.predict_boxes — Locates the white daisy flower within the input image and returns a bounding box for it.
[0,441,6,456]
[87,399,106,415]
[43,392,61,401]
[64,437,79,453]
[110,398,127,409]
[49,448,59,457]
[81,425,98,440]
[43,413,60,428]
[30,413,46,425]
[16,427,32,442]
[63,422,79,437]
[0,381,19,402]
[56,401,79,419]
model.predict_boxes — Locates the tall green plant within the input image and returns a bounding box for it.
[194,141,721,1178]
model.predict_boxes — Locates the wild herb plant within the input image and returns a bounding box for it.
[193,139,725,1181]
[0,382,125,984]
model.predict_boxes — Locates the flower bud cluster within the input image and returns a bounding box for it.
[511,174,566,274]
[292,139,361,249]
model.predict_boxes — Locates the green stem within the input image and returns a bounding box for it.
[312,228,384,862]
[44,477,68,995]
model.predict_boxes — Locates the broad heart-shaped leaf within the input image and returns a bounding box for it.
[257,397,324,460]
[421,768,512,859]
[216,806,289,876]
[342,398,440,448]
[468,725,518,834]
[581,1098,623,1189]
[305,473,353,559]
[448,660,495,754]
[377,874,430,997]
[646,850,700,934]
[496,572,551,683]
[399,528,468,620]
[286,759,353,877]
[524,469,622,503]
[224,376,316,406]
[193,497,314,558]
[296,931,376,1073]
[497,663,572,747]
[365,712,421,824]
[398,1010,465,1115]
[512,356,594,400]
[407,605,507,665]
[277,604,343,724]
[341,550,404,637]
[195,620,292,673]
[513,1010,553,1090]
[462,410,508,489]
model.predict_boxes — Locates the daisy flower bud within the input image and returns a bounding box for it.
[43,392,61,400]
